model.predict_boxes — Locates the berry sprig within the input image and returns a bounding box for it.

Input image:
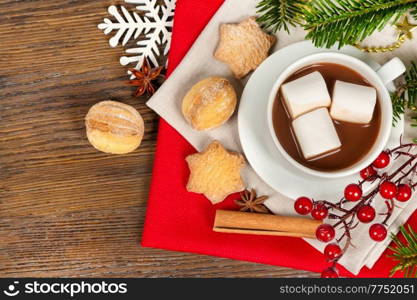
[294,142,417,278]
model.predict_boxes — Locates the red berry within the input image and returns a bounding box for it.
[372,152,390,169]
[311,203,328,220]
[369,223,387,242]
[344,184,362,201]
[316,224,335,242]
[324,243,343,260]
[379,181,397,199]
[360,166,377,181]
[321,267,339,278]
[357,205,376,223]
[396,184,412,202]
[294,197,313,215]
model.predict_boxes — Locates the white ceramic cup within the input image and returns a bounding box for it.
[267,52,406,178]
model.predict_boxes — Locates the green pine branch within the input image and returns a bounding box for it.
[392,61,417,143]
[304,0,417,48]
[388,225,417,278]
[412,7,417,18]
[256,0,417,48]
[257,0,306,33]
[392,93,406,126]
[406,62,417,107]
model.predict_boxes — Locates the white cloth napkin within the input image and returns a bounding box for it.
[147,0,417,275]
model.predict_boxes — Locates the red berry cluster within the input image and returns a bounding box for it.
[294,147,416,278]
[294,197,328,220]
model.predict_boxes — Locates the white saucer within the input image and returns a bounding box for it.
[238,41,402,199]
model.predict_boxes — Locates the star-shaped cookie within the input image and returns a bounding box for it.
[186,141,246,204]
[214,17,276,79]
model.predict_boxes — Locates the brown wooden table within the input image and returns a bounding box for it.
[0,0,317,277]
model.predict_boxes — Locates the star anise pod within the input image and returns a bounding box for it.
[235,189,269,213]
[128,58,164,97]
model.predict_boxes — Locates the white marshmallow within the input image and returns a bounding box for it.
[330,80,377,124]
[281,71,331,119]
[292,108,341,160]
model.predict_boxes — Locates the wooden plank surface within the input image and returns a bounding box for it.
[0,0,317,277]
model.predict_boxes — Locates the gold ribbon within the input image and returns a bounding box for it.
[355,16,417,53]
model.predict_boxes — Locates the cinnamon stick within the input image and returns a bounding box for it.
[213,210,322,239]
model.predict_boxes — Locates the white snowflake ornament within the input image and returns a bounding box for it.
[98,0,176,74]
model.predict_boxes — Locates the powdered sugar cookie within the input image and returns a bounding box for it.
[182,77,237,131]
[186,141,246,204]
[214,17,276,79]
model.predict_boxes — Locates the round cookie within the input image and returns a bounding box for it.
[182,77,237,131]
[85,101,144,154]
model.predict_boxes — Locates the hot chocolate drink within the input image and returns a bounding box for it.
[272,63,381,172]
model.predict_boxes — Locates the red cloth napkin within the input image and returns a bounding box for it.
[141,0,417,277]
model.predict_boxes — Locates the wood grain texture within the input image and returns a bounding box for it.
[0,0,317,277]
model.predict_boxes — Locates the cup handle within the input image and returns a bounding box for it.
[375,57,406,92]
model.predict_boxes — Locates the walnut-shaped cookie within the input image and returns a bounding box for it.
[186,141,246,204]
[182,77,237,131]
[214,17,276,78]
[85,101,144,154]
